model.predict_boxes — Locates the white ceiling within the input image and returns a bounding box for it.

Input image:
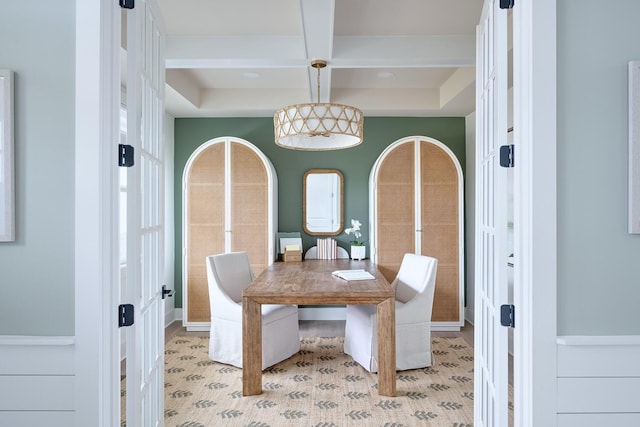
[156,0,483,118]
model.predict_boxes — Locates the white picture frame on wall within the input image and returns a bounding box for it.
[0,69,15,241]
[629,62,640,234]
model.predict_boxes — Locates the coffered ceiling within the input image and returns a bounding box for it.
[156,0,483,118]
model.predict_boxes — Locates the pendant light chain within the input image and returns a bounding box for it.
[316,62,321,103]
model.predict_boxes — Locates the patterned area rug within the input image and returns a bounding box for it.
[160,335,483,426]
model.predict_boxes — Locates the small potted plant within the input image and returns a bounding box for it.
[345,219,366,260]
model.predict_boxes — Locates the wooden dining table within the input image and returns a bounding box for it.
[242,259,397,397]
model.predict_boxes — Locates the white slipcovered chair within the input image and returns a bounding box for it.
[343,253,438,372]
[206,252,300,369]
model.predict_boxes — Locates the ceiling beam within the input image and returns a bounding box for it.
[440,67,475,108]
[299,0,334,102]
[332,36,475,67]
[165,36,306,69]
[165,69,200,107]
[164,35,475,69]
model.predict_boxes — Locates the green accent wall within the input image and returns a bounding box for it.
[173,117,466,307]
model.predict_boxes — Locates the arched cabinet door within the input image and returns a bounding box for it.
[370,136,464,330]
[182,137,277,330]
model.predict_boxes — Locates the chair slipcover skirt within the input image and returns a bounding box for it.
[343,253,437,372]
[209,304,300,370]
[343,303,433,373]
[206,252,300,370]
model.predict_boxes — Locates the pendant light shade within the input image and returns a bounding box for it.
[274,60,364,150]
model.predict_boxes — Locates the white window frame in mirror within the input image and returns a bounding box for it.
[0,70,14,242]
[303,168,344,235]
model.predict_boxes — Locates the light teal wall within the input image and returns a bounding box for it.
[0,2,75,335]
[173,117,466,307]
[557,0,640,335]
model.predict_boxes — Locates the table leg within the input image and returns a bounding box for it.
[242,296,262,395]
[377,297,396,396]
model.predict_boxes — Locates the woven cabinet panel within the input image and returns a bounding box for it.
[431,264,460,322]
[422,224,458,265]
[422,182,458,224]
[376,142,415,283]
[186,143,226,322]
[189,143,225,183]
[421,142,460,323]
[188,183,224,223]
[230,142,268,277]
[420,140,458,182]
[189,225,225,274]
[186,274,210,323]
[373,139,462,324]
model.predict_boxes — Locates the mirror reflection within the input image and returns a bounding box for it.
[303,169,343,235]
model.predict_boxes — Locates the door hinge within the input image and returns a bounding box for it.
[119,0,134,9]
[500,304,515,328]
[119,144,134,167]
[500,0,514,9]
[162,285,174,300]
[500,144,515,168]
[118,304,134,327]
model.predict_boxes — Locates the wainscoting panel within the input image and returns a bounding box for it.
[0,376,75,411]
[0,336,74,423]
[557,377,640,413]
[0,412,75,426]
[558,413,640,427]
[0,336,74,375]
[557,335,640,377]
[557,336,640,422]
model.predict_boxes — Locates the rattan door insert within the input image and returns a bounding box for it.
[182,137,277,330]
[370,136,464,329]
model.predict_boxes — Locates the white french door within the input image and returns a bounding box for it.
[124,0,166,425]
[474,0,509,426]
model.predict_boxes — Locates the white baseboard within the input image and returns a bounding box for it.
[431,324,462,332]
[165,307,180,327]
[184,321,210,332]
[298,307,462,331]
[464,308,474,325]
[178,306,464,331]
[299,307,346,320]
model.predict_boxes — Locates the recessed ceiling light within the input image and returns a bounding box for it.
[243,72,260,79]
[377,71,395,79]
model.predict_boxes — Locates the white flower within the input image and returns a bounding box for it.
[344,218,363,242]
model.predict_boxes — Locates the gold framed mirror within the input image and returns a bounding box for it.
[303,169,344,235]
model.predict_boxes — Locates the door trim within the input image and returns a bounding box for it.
[513,0,558,425]
[74,0,122,425]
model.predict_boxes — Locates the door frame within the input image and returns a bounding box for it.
[74,0,122,425]
[512,0,558,425]
[474,0,510,424]
[74,0,559,425]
